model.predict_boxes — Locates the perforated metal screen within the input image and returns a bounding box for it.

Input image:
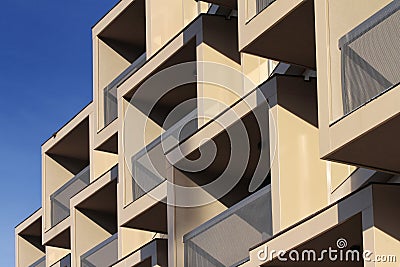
[50,166,90,227]
[340,1,400,115]
[184,186,272,267]
[256,0,276,14]
[28,256,45,267]
[131,109,197,201]
[50,254,71,267]
[103,53,147,128]
[81,235,118,267]
[104,85,118,127]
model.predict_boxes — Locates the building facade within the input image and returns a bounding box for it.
[15,0,400,266]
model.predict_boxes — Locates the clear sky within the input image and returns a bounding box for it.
[0,0,118,265]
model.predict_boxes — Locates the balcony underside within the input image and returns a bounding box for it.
[242,0,316,69]
[76,178,118,234]
[124,38,197,129]
[45,227,70,249]
[19,216,45,252]
[113,239,168,267]
[174,105,271,207]
[261,214,363,267]
[47,118,89,174]
[122,201,167,234]
[249,183,400,266]
[327,112,400,174]
[98,0,146,62]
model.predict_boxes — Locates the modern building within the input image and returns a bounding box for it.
[15,0,400,266]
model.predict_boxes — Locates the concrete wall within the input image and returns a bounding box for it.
[16,236,44,267]
[169,169,227,267]
[73,210,111,267]
[119,227,155,258]
[146,0,208,57]
[91,150,118,182]
[45,246,69,267]
[270,103,328,232]
[95,38,130,130]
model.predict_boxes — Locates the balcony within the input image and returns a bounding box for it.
[238,0,315,69]
[50,166,90,227]
[319,1,400,174]
[42,107,91,244]
[131,109,198,202]
[164,73,276,208]
[119,14,241,129]
[184,186,272,267]
[81,234,118,267]
[247,184,400,266]
[50,254,71,267]
[93,0,147,131]
[121,109,197,234]
[16,208,45,267]
[339,1,400,116]
[103,53,147,128]
[113,238,168,267]
[28,256,45,267]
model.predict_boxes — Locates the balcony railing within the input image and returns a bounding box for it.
[339,1,400,116]
[50,166,90,227]
[131,109,198,202]
[50,254,71,267]
[81,234,118,267]
[113,238,168,267]
[247,0,276,21]
[28,256,45,267]
[103,53,147,128]
[184,186,272,267]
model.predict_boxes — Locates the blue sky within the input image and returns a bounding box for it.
[0,0,118,265]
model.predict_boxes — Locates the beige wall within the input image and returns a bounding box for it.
[73,210,111,267]
[271,105,328,232]
[197,47,277,127]
[45,246,69,267]
[43,155,74,231]
[196,43,242,126]
[16,236,44,267]
[241,53,271,89]
[146,0,208,57]
[91,150,118,182]
[363,185,400,266]
[329,161,356,193]
[363,227,400,267]
[170,169,227,267]
[119,227,155,258]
